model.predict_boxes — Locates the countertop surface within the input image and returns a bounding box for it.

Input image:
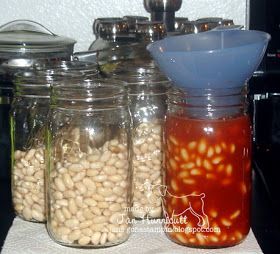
[0,162,279,253]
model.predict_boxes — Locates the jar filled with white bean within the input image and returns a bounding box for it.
[46,81,131,247]
[11,62,99,223]
[11,74,51,222]
[126,76,170,219]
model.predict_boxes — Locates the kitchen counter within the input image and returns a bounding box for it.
[0,166,279,253]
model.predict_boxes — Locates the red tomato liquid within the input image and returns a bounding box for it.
[163,114,252,247]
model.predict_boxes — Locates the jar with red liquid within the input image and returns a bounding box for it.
[163,86,252,248]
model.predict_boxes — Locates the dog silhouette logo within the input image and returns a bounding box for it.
[151,184,209,229]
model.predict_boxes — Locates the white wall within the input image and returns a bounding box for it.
[0,0,247,52]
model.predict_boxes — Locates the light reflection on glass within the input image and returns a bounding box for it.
[203,126,213,134]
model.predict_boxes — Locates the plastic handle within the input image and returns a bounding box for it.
[0,19,56,36]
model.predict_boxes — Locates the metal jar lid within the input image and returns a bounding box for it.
[174,17,189,31]
[135,21,167,41]
[180,21,196,34]
[195,18,222,32]
[0,20,76,55]
[220,19,234,26]
[180,18,235,34]
[93,17,122,36]
[98,20,129,38]
[123,16,149,32]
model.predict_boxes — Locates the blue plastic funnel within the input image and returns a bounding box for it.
[147,30,270,89]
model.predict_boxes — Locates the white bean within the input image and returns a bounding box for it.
[13,147,45,222]
[68,229,81,241]
[132,122,163,219]
[78,236,91,245]
[100,232,108,245]
[65,219,79,229]
[91,232,101,245]
[49,136,130,246]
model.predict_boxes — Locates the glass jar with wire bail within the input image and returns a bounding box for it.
[163,86,251,248]
[46,80,132,247]
[124,74,170,220]
[10,61,99,223]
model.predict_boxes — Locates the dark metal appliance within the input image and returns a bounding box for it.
[249,0,280,210]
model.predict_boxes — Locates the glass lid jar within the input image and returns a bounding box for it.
[0,20,76,62]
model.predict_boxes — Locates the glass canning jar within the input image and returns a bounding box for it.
[125,76,170,219]
[10,61,99,223]
[163,86,251,248]
[89,19,133,52]
[46,81,131,247]
[89,19,138,70]
[107,21,167,77]
[11,74,51,222]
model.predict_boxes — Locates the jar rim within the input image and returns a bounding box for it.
[167,85,248,119]
[127,83,170,96]
[52,81,126,102]
[33,60,98,72]
[13,60,100,89]
[52,78,125,89]
[169,85,247,97]
[116,72,169,83]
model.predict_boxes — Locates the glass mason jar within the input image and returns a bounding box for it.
[89,19,139,71]
[126,76,170,219]
[163,86,252,248]
[11,75,51,223]
[10,61,99,223]
[46,81,131,247]
[108,21,167,77]
[89,19,132,52]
